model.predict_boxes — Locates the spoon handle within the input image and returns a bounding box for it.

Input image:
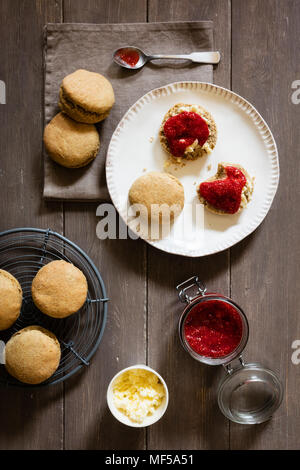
[147,51,220,64]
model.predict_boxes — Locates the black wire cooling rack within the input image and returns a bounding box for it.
[0,228,108,387]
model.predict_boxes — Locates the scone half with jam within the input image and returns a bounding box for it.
[197,163,254,215]
[159,103,217,164]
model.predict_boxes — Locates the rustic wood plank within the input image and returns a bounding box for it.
[0,0,64,450]
[147,0,231,450]
[149,0,230,88]
[230,0,300,449]
[63,0,148,450]
[0,0,63,232]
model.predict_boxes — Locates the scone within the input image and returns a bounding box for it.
[0,269,22,330]
[198,163,254,215]
[129,171,184,221]
[5,326,61,384]
[31,260,88,318]
[59,69,115,124]
[159,103,217,164]
[43,112,100,168]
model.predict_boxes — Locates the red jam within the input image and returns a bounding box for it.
[199,166,247,214]
[116,48,140,67]
[184,300,243,358]
[163,111,209,157]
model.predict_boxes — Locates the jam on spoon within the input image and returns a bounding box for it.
[115,48,140,67]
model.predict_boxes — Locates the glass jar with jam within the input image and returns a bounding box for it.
[176,276,283,425]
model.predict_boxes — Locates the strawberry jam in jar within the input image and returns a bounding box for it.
[184,299,244,359]
[176,276,283,424]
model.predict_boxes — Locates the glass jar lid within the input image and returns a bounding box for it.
[217,362,284,424]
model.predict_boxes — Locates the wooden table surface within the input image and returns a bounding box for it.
[0,0,299,450]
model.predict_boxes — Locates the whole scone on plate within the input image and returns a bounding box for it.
[5,326,61,385]
[159,103,217,164]
[198,162,254,215]
[31,260,88,318]
[44,112,100,168]
[0,269,22,330]
[129,171,184,221]
[59,69,115,124]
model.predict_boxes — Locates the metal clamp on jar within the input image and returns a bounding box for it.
[176,276,283,425]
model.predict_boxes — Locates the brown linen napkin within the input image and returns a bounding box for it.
[44,21,214,201]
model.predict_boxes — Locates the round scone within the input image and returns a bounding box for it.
[5,326,61,384]
[0,270,22,330]
[129,171,184,221]
[59,69,115,124]
[43,112,100,168]
[159,103,217,164]
[31,260,88,318]
[198,163,254,215]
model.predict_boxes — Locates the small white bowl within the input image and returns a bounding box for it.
[107,364,169,427]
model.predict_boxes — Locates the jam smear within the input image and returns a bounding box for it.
[199,166,247,214]
[184,300,243,358]
[163,111,209,157]
[116,48,140,67]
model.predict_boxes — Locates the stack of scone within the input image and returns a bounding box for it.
[0,260,88,385]
[44,69,115,169]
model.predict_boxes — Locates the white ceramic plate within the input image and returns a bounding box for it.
[106,82,279,257]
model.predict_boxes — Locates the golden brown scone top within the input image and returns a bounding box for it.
[5,326,61,385]
[129,171,184,220]
[43,112,100,168]
[61,69,115,114]
[0,269,22,331]
[31,260,88,318]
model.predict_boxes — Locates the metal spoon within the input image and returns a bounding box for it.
[113,46,221,70]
